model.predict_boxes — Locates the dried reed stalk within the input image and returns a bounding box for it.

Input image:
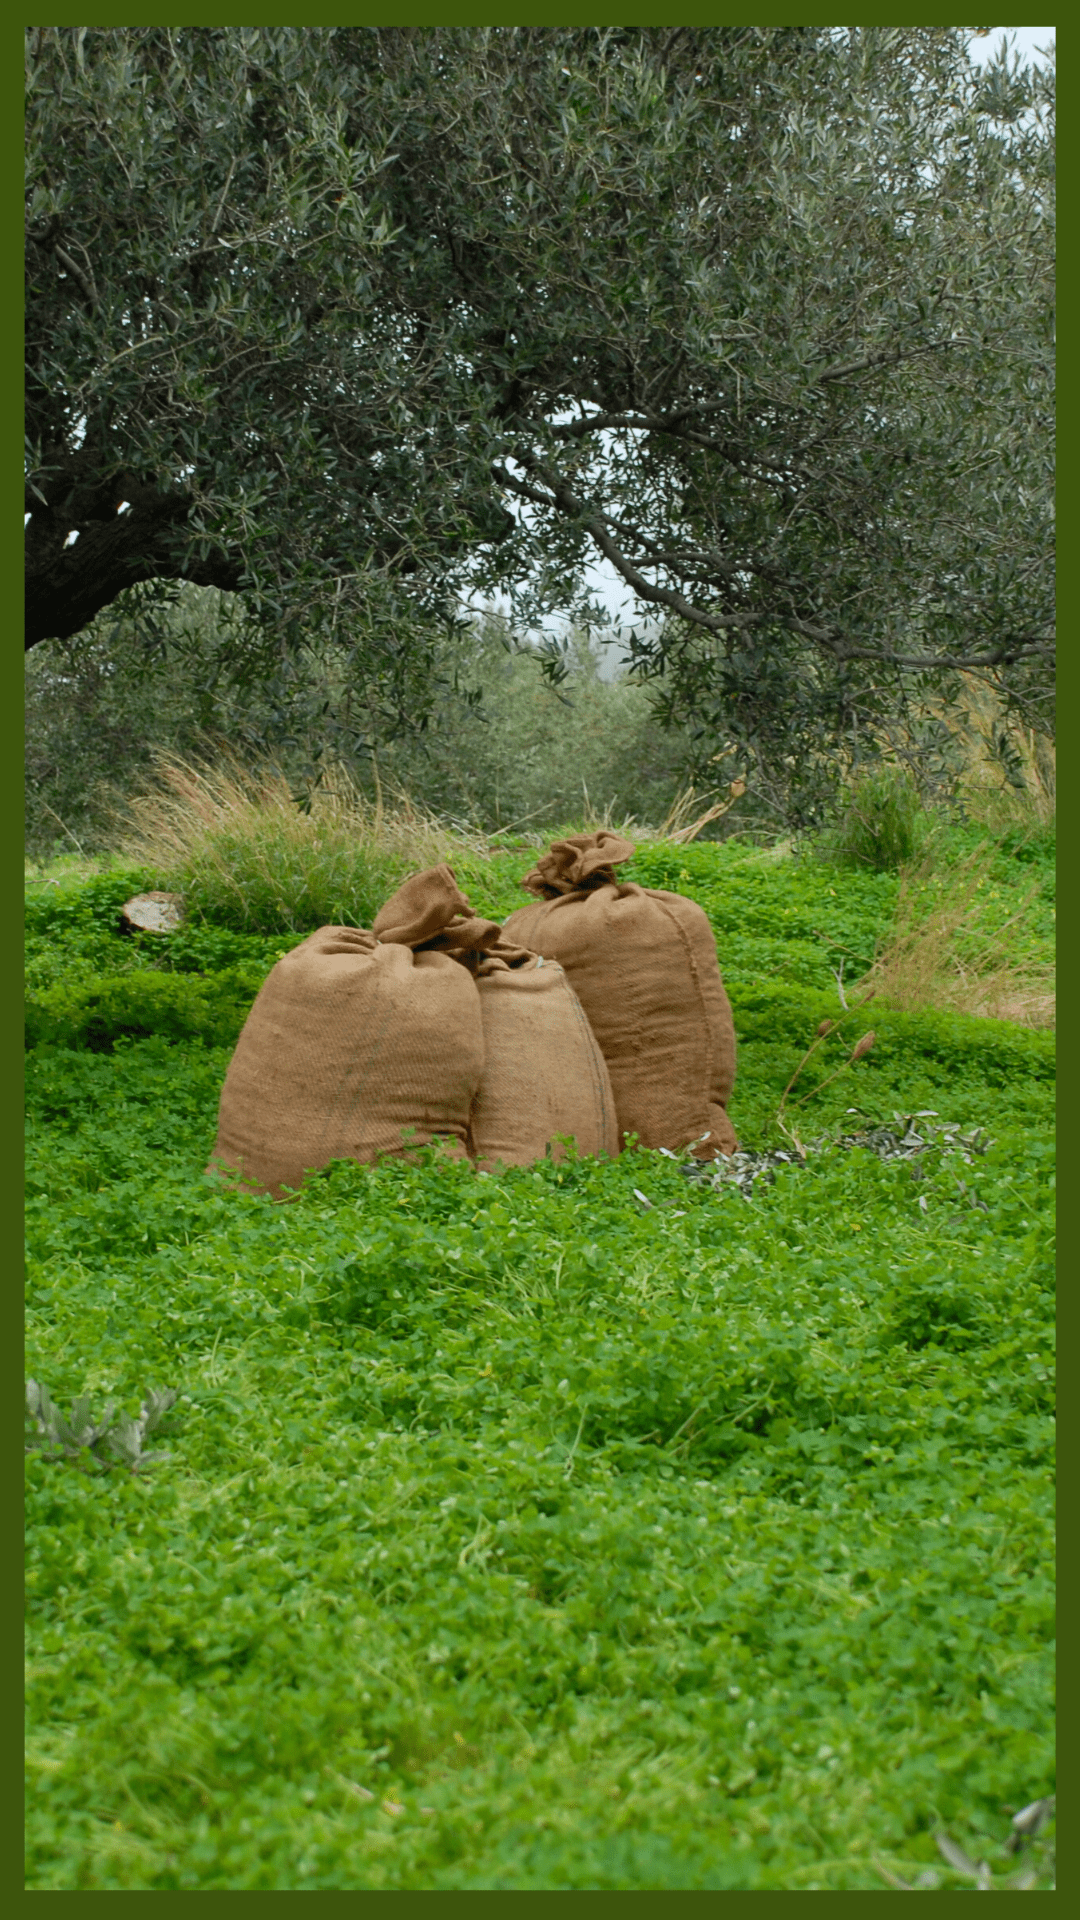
[660,779,747,844]
[861,841,1054,1028]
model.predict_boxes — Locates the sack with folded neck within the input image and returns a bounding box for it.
[500,832,738,1158]
[369,863,617,1167]
[208,864,487,1197]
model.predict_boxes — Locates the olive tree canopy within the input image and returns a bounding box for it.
[25,25,1054,797]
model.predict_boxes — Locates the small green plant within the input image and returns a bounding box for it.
[25,1381,178,1473]
[24,968,261,1052]
[821,765,926,873]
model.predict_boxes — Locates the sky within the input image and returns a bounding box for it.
[485,25,1055,662]
[968,25,1054,67]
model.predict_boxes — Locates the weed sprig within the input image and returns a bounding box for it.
[26,1381,178,1474]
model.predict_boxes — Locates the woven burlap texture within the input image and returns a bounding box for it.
[502,833,738,1158]
[210,862,621,1195]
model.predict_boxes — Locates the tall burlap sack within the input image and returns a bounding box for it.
[375,863,618,1168]
[500,832,738,1158]
[468,953,618,1170]
[209,915,484,1198]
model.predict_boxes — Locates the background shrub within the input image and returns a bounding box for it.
[817,765,927,872]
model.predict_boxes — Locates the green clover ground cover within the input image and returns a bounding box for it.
[25,841,1054,1888]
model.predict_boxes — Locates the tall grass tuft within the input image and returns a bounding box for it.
[862,841,1055,1028]
[116,751,490,934]
[820,765,927,873]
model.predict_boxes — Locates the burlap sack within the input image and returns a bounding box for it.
[371,863,505,965]
[468,953,618,1170]
[209,910,484,1198]
[501,832,738,1158]
[374,863,618,1167]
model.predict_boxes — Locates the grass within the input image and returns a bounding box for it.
[115,752,490,934]
[817,765,927,873]
[864,840,1055,1028]
[25,804,1055,1889]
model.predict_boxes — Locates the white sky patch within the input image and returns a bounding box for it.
[967,26,1054,68]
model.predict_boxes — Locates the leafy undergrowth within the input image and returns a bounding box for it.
[24,823,1054,1058]
[25,839,1054,1889]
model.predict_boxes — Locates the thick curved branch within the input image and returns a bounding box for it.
[53,242,99,311]
[24,493,242,648]
[547,407,795,480]
[832,636,1055,671]
[496,456,840,642]
[814,336,962,385]
[495,455,1055,675]
[28,223,100,311]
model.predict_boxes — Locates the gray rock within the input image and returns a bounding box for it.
[121,891,184,934]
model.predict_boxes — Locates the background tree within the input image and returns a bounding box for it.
[24,599,699,861]
[25,26,1053,814]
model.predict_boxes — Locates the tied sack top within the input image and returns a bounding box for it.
[374,864,617,1169]
[500,832,738,1158]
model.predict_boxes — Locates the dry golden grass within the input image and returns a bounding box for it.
[657,779,748,845]
[861,840,1055,1029]
[113,750,490,933]
[936,673,1055,834]
[119,749,483,867]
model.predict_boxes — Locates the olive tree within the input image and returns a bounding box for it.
[26,26,1053,807]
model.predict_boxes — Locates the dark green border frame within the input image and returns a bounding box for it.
[14,15,1059,1910]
